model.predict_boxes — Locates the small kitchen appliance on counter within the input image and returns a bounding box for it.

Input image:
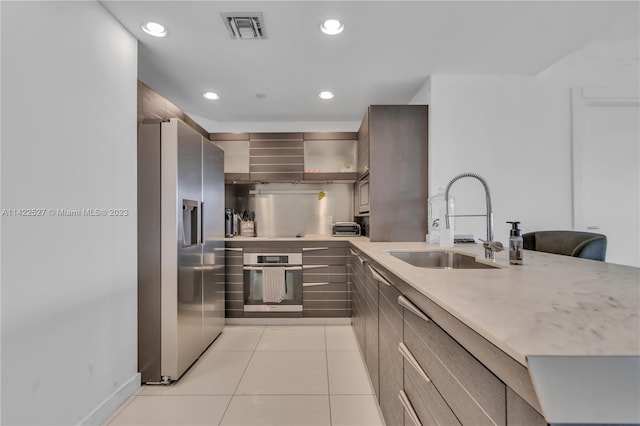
[225,208,235,237]
[332,222,361,236]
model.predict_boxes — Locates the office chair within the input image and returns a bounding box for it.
[522,230,607,261]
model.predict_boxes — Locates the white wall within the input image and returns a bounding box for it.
[420,15,639,245]
[428,75,574,241]
[1,2,139,425]
[408,78,431,105]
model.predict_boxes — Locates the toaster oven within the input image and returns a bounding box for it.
[331,222,361,236]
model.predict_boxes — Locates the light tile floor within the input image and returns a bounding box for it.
[105,325,385,426]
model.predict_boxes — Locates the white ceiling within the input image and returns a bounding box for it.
[101,1,638,125]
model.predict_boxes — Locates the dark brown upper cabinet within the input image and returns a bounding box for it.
[358,105,429,242]
[210,131,358,183]
[249,133,304,182]
[357,111,370,177]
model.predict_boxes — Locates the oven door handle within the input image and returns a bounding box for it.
[243,266,302,271]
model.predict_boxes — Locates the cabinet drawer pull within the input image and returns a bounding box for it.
[398,295,430,323]
[398,342,430,383]
[302,247,329,252]
[367,265,391,287]
[303,264,329,270]
[349,249,365,264]
[303,282,329,287]
[225,247,243,252]
[399,390,422,426]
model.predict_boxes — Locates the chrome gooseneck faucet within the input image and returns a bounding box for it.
[444,172,503,259]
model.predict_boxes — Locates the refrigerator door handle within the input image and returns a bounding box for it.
[200,201,204,245]
[182,199,200,247]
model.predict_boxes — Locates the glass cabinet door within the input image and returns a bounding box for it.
[303,139,357,174]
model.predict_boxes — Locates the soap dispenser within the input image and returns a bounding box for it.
[507,221,523,265]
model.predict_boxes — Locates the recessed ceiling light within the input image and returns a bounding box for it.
[203,92,220,100]
[141,21,168,37]
[318,91,335,100]
[320,19,344,35]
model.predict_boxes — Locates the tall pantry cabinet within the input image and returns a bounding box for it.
[357,105,429,242]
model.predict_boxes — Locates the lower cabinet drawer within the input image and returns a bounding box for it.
[303,299,348,310]
[303,265,347,283]
[380,350,404,426]
[404,364,461,426]
[507,387,547,426]
[379,309,404,426]
[302,282,347,295]
[404,306,506,426]
[352,294,366,352]
[364,284,379,398]
[303,255,347,265]
[302,247,349,257]
[302,282,349,317]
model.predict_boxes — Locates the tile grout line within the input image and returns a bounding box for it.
[231,393,337,396]
[217,325,267,426]
[222,325,331,424]
[324,325,334,426]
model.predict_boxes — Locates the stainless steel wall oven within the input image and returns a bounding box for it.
[357,175,370,214]
[243,252,303,312]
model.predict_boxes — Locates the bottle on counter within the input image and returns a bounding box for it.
[427,187,455,244]
[507,221,523,265]
[225,208,235,237]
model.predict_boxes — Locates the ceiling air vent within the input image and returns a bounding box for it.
[221,12,266,40]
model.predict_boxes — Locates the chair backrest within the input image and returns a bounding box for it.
[522,231,607,261]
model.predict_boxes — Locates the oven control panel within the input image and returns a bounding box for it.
[244,253,303,266]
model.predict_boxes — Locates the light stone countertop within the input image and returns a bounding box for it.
[224,235,639,367]
[226,234,365,241]
[348,239,640,367]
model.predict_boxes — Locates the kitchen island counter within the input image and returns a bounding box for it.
[348,239,639,366]
[347,239,639,425]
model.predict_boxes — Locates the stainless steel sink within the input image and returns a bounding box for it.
[386,250,500,269]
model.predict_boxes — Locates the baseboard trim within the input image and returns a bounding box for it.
[79,372,140,425]
[226,317,352,326]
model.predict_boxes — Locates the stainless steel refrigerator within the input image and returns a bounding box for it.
[138,118,225,383]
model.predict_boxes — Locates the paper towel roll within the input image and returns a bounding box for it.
[440,228,454,248]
